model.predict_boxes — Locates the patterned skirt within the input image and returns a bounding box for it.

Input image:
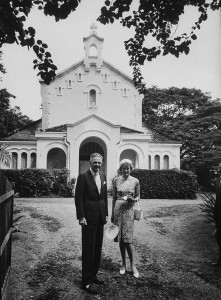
[114,199,134,243]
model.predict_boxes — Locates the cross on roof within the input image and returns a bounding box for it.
[90,23,97,34]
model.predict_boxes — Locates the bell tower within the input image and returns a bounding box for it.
[83,23,104,72]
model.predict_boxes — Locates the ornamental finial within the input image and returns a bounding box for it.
[90,23,97,34]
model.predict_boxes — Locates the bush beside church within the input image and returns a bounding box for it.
[3,168,75,197]
[131,169,198,199]
[3,168,197,199]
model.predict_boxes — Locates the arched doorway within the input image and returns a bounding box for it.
[120,149,138,168]
[79,138,106,174]
[47,148,66,169]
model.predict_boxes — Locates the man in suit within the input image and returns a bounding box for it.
[211,164,221,266]
[75,153,108,294]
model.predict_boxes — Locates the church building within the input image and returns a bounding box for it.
[3,25,181,188]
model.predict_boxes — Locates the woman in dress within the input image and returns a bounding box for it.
[111,159,140,278]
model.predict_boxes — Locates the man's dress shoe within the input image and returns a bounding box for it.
[82,284,99,294]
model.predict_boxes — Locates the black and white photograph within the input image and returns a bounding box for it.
[0,1,221,299]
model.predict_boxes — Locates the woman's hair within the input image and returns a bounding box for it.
[119,159,134,171]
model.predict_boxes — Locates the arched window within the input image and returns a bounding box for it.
[78,73,82,81]
[89,45,98,57]
[47,148,66,169]
[122,88,127,96]
[58,87,62,95]
[163,155,169,169]
[89,89,97,107]
[104,74,108,82]
[12,152,18,169]
[30,153,36,168]
[21,152,27,169]
[154,155,160,170]
[68,80,72,88]
[113,81,117,89]
[120,149,138,169]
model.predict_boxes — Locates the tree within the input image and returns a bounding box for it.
[0,50,32,138]
[0,1,220,90]
[0,89,32,138]
[98,0,220,93]
[142,86,221,189]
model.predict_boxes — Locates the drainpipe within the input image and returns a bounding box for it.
[63,136,70,181]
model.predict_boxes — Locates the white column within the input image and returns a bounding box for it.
[107,141,118,189]
[69,140,79,180]
[27,152,31,168]
[17,151,21,169]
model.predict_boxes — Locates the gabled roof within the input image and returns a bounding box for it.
[83,33,104,42]
[39,59,84,82]
[1,117,180,145]
[44,123,144,134]
[40,58,134,84]
[120,127,144,134]
[44,124,67,132]
[2,119,42,141]
[66,114,121,129]
[103,60,134,84]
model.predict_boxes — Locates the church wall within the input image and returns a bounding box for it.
[6,142,37,169]
[36,133,68,169]
[148,144,181,170]
[40,62,143,131]
[37,27,181,187]
[66,117,121,185]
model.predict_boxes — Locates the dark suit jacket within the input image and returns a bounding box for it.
[75,169,108,225]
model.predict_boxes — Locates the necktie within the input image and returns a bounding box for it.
[94,173,101,193]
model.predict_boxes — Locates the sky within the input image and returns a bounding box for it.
[1,1,221,121]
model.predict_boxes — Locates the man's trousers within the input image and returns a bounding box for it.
[81,217,104,286]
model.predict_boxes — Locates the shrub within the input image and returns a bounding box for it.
[3,168,75,197]
[199,193,216,223]
[130,169,198,199]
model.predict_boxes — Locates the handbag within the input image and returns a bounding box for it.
[134,201,143,221]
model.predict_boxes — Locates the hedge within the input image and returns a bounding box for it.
[3,168,75,197]
[130,169,198,199]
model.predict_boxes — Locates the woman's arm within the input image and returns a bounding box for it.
[134,180,140,202]
[111,179,117,222]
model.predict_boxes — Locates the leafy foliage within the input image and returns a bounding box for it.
[0,143,11,167]
[0,89,32,138]
[142,87,221,190]
[0,1,220,88]
[0,1,81,84]
[0,51,6,79]
[199,192,216,223]
[3,168,75,197]
[98,0,221,93]
[131,169,198,199]
[0,52,32,138]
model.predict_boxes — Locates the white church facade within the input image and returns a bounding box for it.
[3,25,181,188]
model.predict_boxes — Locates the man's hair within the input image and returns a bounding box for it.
[90,153,103,161]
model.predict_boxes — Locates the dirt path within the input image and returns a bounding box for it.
[11,197,221,300]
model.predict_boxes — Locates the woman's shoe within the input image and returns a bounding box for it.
[119,266,126,275]
[132,266,139,278]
